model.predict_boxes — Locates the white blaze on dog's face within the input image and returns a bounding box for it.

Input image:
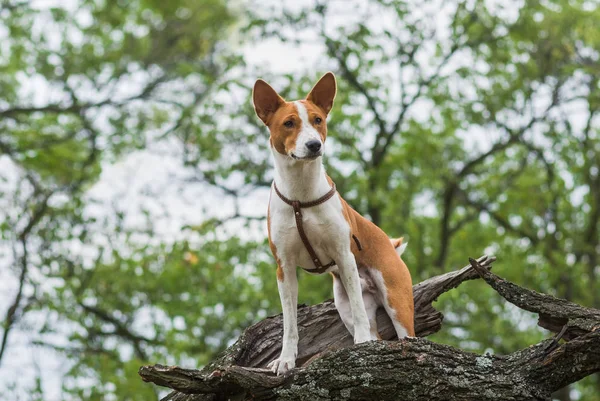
[252,73,336,161]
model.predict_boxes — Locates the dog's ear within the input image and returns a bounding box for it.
[253,79,284,125]
[306,72,336,115]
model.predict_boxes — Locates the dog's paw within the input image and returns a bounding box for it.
[267,355,296,376]
[353,330,375,344]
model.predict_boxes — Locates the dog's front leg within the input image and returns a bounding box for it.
[268,261,298,375]
[336,252,373,343]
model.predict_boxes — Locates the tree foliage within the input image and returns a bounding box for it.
[0,0,599,400]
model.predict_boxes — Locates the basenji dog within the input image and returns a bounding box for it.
[253,72,414,375]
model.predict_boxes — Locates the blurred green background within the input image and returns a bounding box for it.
[0,0,599,400]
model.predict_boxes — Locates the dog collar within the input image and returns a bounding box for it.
[272,181,337,274]
[273,181,337,208]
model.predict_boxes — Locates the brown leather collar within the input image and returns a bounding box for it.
[273,181,337,274]
[273,182,337,208]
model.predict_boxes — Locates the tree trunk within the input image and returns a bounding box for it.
[139,256,600,401]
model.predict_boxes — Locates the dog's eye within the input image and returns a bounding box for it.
[284,120,294,128]
[315,117,322,124]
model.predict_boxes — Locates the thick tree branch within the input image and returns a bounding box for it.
[144,331,600,401]
[140,255,600,400]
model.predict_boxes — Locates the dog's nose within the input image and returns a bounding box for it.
[305,140,322,153]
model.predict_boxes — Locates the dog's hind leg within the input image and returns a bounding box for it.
[333,272,381,339]
[370,268,415,338]
[333,273,354,335]
[363,292,381,340]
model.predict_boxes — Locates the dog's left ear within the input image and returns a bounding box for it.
[306,72,336,115]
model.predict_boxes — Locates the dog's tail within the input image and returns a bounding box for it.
[390,237,408,256]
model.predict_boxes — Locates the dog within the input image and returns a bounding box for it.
[253,72,414,375]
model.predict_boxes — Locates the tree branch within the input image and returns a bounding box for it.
[0,237,30,366]
[0,185,52,366]
[0,73,168,120]
[468,258,600,339]
[140,255,600,400]
[79,302,155,360]
[323,37,388,143]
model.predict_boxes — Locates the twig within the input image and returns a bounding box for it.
[544,324,568,354]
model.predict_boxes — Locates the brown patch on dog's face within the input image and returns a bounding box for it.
[267,102,302,156]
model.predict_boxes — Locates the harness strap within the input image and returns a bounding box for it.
[273,182,338,274]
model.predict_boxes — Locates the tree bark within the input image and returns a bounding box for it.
[139,256,600,401]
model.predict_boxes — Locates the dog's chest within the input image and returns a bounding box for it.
[269,195,350,271]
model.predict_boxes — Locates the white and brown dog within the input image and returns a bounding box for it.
[253,72,414,375]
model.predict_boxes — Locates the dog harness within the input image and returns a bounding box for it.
[273,182,362,274]
[273,182,338,274]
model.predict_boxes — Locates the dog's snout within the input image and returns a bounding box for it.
[305,140,322,153]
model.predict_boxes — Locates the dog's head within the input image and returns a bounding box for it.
[252,73,336,161]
